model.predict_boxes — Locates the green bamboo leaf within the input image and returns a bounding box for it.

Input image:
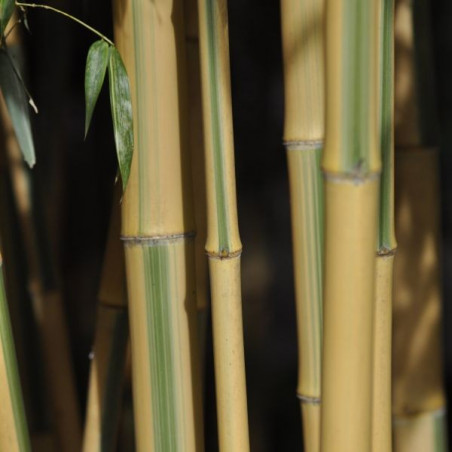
[108,47,133,190]
[85,40,109,137]
[0,0,14,36]
[0,50,35,167]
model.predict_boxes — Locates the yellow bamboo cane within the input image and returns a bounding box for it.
[113,0,204,450]
[281,0,324,450]
[321,0,381,451]
[372,0,396,450]
[393,0,447,450]
[197,1,249,450]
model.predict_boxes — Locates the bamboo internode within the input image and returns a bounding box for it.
[372,0,395,450]
[197,0,249,450]
[113,0,204,450]
[83,194,128,452]
[321,1,381,451]
[281,0,324,448]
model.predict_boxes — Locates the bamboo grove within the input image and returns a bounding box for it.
[0,0,448,450]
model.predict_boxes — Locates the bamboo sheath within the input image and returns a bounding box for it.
[113,1,204,450]
[281,0,324,449]
[197,0,249,450]
[83,192,128,452]
[321,1,381,451]
[0,256,30,451]
[393,0,447,449]
[372,0,396,450]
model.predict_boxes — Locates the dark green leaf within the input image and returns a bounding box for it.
[0,50,35,166]
[85,40,109,137]
[0,0,14,36]
[108,47,133,190]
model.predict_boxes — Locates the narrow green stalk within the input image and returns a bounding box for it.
[372,1,395,451]
[0,255,30,452]
[378,0,396,253]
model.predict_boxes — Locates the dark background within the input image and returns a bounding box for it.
[3,0,450,450]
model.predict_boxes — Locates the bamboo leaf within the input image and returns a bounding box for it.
[0,0,14,36]
[108,47,133,190]
[85,40,109,137]
[0,50,35,166]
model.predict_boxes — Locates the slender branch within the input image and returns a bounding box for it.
[15,2,114,46]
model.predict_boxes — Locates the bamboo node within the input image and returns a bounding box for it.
[322,170,381,185]
[121,232,196,246]
[284,139,323,151]
[376,247,397,257]
[206,248,242,260]
[297,394,321,405]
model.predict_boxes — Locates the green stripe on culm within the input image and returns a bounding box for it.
[144,245,178,451]
[0,266,30,451]
[302,147,323,390]
[100,308,128,452]
[378,0,395,251]
[341,0,373,173]
[433,411,448,452]
[205,0,230,252]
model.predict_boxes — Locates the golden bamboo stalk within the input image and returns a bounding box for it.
[372,0,395,450]
[281,0,324,450]
[321,0,381,451]
[82,189,128,452]
[113,0,204,450]
[197,0,249,450]
[393,0,447,450]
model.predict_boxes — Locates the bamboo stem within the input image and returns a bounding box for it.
[113,0,204,450]
[372,253,394,452]
[321,0,381,450]
[184,0,208,313]
[183,0,209,379]
[0,253,30,452]
[372,0,395,450]
[197,0,249,450]
[281,0,324,449]
[82,191,128,452]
